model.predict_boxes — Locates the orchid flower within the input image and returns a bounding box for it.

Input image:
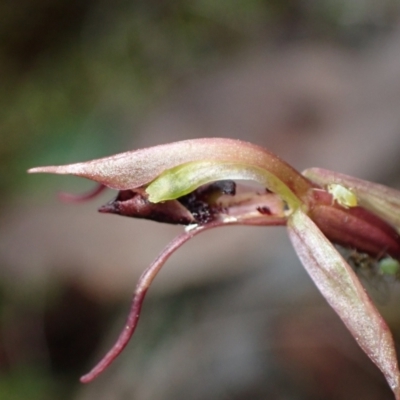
[28,138,400,397]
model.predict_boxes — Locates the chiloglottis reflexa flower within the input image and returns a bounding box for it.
[28,138,400,397]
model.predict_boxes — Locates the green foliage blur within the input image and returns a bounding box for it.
[2,0,398,200]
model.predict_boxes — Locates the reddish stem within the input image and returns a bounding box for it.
[80,213,287,383]
[80,222,217,383]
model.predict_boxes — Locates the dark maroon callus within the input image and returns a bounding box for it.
[99,190,195,225]
[178,180,236,224]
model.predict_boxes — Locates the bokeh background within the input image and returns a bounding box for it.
[2,1,400,399]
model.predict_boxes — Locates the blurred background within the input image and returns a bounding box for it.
[2,0,400,399]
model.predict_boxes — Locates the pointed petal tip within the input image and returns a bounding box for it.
[27,166,47,173]
[28,165,67,174]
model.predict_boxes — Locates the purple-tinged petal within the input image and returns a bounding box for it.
[307,188,400,259]
[287,209,400,398]
[28,138,313,200]
[303,168,400,233]
[99,189,196,225]
[313,204,400,259]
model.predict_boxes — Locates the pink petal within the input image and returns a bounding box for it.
[28,138,312,198]
[287,209,400,398]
